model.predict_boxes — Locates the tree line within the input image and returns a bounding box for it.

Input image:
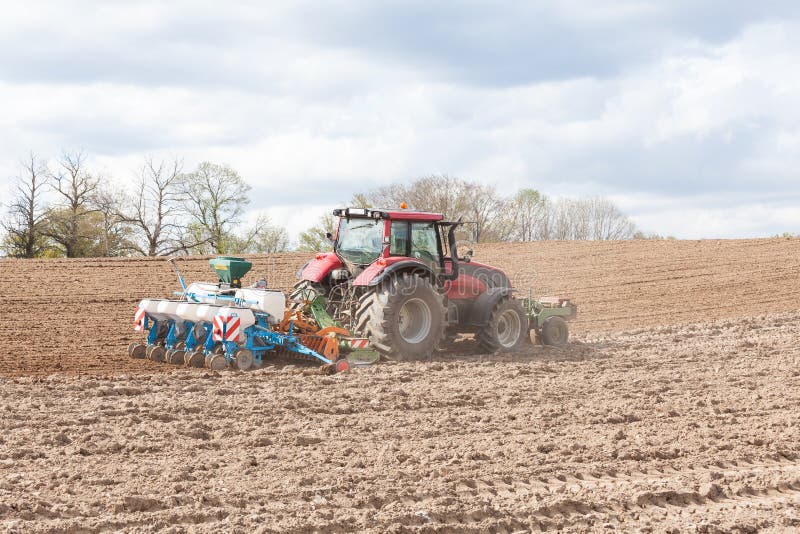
[1,151,288,258]
[297,175,640,251]
[2,153,642,259]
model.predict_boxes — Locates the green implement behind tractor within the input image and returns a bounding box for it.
[521,292,577,347]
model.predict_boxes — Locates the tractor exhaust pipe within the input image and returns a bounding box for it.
[441,219,462,282]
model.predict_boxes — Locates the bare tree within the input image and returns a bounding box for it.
[541,196,637,240]
[119,157,186,256]
[1,153,49,258]
[362,182,407,210]
[41,151,99,257]
[509,188,547,241]
[361,175,508,243]
[93,183,135,256]
[179,161,251,254]
[462,182,506,242]
[228,214,290,253]
[405,175,472,218]
[588,197,638,240]
[297,213,336,252]
[349,193,372,208]
[247,225,290,253]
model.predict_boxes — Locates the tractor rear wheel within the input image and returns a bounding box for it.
[540,316,569,347]
[288,280,325,312]
[476,298,530,353]
[354,273,446,361]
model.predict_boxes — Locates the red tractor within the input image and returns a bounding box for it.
[292,207,532,360]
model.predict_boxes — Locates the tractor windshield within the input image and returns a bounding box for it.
[335,218,384,265]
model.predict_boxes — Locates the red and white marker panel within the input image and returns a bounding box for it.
[212,315,241,342]
[224,316,241,342]
[348,338,370,349]
[134,307,146,331]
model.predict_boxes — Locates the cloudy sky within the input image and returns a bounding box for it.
[2,1,800,241]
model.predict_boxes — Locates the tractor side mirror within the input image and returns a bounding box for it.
[464,249,473,262]
[325,232,334,242]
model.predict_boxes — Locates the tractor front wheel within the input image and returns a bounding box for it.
[476,298,530,353]
[355,273,446,361]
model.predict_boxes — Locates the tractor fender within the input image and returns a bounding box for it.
[353,259,434,287]
[295,261,310,279]
[299,252,343,283]
[467,287,516,327]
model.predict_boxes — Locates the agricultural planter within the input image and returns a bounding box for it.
[129,257,351,372]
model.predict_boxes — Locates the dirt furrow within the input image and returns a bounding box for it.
[2,239,799,531]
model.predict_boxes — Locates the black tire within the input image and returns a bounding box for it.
[476,298,530,353]
[288,280,325,313]
[354,273,446,361]
[540,316,569,347]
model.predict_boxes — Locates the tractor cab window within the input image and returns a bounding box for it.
[410,222,440,268]
[390,221,409,256]
[335,217,384,265]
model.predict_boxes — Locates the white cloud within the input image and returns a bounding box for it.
[1,3,800,240]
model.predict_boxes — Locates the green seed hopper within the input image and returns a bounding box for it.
[209,256,252,287]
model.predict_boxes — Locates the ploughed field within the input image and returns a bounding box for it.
[2,238,800,532]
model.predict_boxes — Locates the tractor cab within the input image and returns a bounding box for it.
[331,207,461,279]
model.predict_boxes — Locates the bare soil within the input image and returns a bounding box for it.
[1,238,800,532]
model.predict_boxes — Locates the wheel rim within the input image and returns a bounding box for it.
[496,309,522,348]
[398,298,432,344]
